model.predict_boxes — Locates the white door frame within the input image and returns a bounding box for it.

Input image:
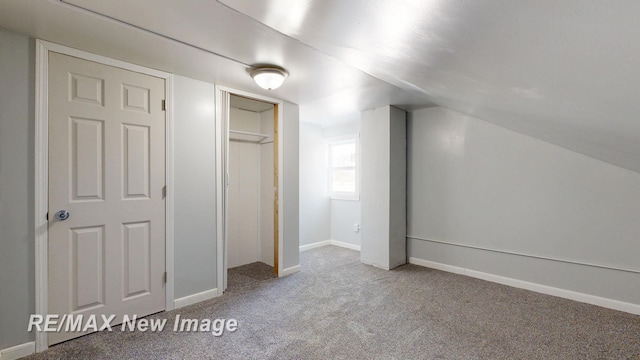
[214,85,284,293]
[34,40,175,352]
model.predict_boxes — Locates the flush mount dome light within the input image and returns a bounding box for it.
[250,66,288,90]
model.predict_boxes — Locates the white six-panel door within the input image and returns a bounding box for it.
[47,52,166,345]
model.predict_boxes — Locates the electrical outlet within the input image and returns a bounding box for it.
[354,223,360,233]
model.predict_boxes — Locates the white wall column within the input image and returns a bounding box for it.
[360,105,406,269]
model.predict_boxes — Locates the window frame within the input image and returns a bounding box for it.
[326,134,360,201]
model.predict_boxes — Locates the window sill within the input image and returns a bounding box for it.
[330,194,360,201]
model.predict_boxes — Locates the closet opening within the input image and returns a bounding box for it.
[225,94,279,285]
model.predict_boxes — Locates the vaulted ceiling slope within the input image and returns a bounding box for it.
[223,0,640,174]
[2,1,640,173]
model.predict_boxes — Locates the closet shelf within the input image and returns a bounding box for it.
[229,129,273,144]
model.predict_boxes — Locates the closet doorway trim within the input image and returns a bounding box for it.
[215,85,284,292]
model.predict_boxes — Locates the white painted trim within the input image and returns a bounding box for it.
[299,240,332,252]
[34,39,49,354]
[407,258,466,275]
[326,134,360,201]
[330,240,361,251]
[37,40,172,79]
[257,134,262,264]
[214,86,226,294]
[0,342,35,360]
[216,86,282,106]
[164,76,175,312]
[279,265,301,277]
[299,240,361,252]
[408,257,640,315]
[34,40,175,352]
[173,288,219,309]
[330,194,360,201]
[215,86,285,289]
[277,100,285,277]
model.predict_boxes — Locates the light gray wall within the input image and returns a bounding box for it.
[407,107,640,305]
[299,122,330,246]
[322,121,360,138]
[282,101,300,269]
[0,32,302,350]
[360,106,406,269]
[173,75,217,298]
[227,107,261,268]
[299,119,363,248]
[323,120,362,247]
[361,107,389,268]
[0,30,36,349]
[388,106,407,266]
[0,32,221,349]
[330,201,360,246]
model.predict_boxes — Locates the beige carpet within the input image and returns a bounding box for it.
[26,246,640,359]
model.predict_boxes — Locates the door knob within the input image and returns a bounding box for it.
[55,210,70,221]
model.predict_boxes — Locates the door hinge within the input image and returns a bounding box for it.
[46,212,49,221]
[161,100,166,111]
[162,186,167,199]
[163,272,167,284]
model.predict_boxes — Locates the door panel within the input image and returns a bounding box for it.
[123,221,151,299]
[71,225,105,311]
[69,72,104,105]
[71,117,104,200]
[48,52,165,345]
[123,124,151,198]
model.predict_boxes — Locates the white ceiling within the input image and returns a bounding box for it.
[0,0,431,126]
[2,1,640,173]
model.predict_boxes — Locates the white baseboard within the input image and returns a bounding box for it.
[173,288,218,309]
[299,240,332,252]
[329,239,361,251]
[408,257,640,315]
[0,342,35,360]
[299,239,361,252]
[279,265,301,277]
[409,258,466,275]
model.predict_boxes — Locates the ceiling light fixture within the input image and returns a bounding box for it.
[250,65,289,90]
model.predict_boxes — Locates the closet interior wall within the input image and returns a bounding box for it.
[227,101,274,269]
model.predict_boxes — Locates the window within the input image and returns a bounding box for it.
[327,135,359,200]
